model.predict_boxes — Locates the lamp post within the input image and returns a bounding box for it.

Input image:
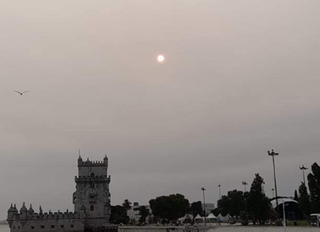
[299,165,308,184]
[282,199,287,232]
[272,188,275,198]
[201,187,206,225]
[242,181,248,192]
[218,184,221,200]
[268,150,279,212]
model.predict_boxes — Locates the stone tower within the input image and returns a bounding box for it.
[73,155,111,228]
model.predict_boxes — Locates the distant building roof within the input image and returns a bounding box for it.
[271,198,298,209]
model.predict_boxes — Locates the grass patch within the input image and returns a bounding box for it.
[287,220,309,226]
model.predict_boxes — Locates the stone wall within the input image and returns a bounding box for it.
[119,226,214,232]
[10,218,84,232]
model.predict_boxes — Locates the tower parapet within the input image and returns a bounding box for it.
[78,156,108,167]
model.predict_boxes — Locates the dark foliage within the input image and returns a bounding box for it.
[294,190,299,202]
[298,182,311,217]
[149,194,190,221]
[110,205,129,224]
[122,199,132,211]
[246,173,272,224]
[134,206,150,223]
[217,189,246,216]
[211,208,220,217]
[308,162,320,213]
[190,201,203,217]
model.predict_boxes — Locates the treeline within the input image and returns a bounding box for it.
[110,173,272,225]
[214,173,274,225]
[110,194,203,224]
[293,162,320,217]
[110,162,320,225]
[213,162,320,224]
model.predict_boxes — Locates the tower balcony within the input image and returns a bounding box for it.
[75,175,110,183]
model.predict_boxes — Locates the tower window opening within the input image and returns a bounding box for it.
[90,182,95,189]
[90,205,94,211]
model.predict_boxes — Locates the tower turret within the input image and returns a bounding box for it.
[20,202,28,222]
[28,204,34,215]
[78,155,83,166]
[20,202,27,213]
[13,204,18,214]
[103,155,108,164]
[7,204,15,227]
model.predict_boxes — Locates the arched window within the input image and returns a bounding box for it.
[90,205,94,211]
[90,173,95,178]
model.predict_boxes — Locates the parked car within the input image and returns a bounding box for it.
[309,214,320,226]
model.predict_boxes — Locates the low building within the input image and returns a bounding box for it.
[203,203,215,216]
[271,197,303,220]
[127,202,152,223]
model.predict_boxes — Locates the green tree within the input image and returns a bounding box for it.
[217,190,245,216]
[122,199,132,211]
[227,190,245,216]
[190,201,203,217]
[211,208,220,217]
[110,205,129,224]
[134,206,150,223]
[246,173,271,224]
[149,194,190,221]
[294,190,299,202]
[308,162,320,213]
[217,195,230,216]
[298,182,311,217]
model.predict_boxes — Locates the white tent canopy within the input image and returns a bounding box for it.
[178,214,193,222]
[206,213,217,219]
[217,213,231,222]
[194,214,204,221]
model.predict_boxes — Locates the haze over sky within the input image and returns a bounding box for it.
[1,0,320,219]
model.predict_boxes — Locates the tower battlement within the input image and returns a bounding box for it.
[78,155,108,167]
[75,175,111,183]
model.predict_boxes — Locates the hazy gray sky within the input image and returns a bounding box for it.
[1,0,320,219]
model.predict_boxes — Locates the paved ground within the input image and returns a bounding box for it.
[212,226,320,232]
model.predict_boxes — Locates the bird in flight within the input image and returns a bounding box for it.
[14,90,29,95]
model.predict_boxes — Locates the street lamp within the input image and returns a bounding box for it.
[272,188,275,198]
[218,184,221,200]
[242,181,248,192]
[299,165,308,184]
[282,199,288,232]
[268,149,279,212]
[201,187,206,225]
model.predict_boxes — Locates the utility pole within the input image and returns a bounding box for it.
[242,181,248,192]
[299,165,308,184]
[272,188,275,198]
[201,187,206,225]
[268,150,279,212]
[282,200,287,232]
[218,184,221,200]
